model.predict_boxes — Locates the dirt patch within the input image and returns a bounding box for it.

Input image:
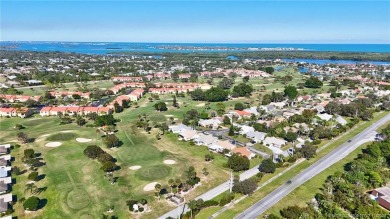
[143,182,159,191]
[163,159,176,165]
[129,165,142,170]
[45,142,62,147]
[76,138,93,143]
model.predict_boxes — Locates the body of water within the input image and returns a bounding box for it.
[1,41,390,54]
[282,58,390,65]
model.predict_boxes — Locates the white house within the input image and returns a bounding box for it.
[264,137,287,148]
[169,124,192,134]
[246,131,267,143]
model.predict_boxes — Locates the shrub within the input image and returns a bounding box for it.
[219,193,235,206]
[312,140,322,145]
[27,171,39,181]
[138,207,144,212]
[83,145,105,159]
[202,200,219,208]
[126,199,138,211]
[139,199,147,205]
[23,196,40,211]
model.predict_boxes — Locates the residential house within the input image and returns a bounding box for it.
[232,147,256,159]
[0,193,12,213]
[193,133,217,147]
[233,124,255,135]
[0,108,16,117]
[169,124,192,134]
[246,131,267,143]
[198,117,222,129]
[264,137,287,148]
[0,177,11,194]
[40,107,52,116]
[0,145,10,156]
[370,187,390,211]
[209,140,236,152]
[179,130,198,141]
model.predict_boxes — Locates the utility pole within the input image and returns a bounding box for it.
[229,171,234,193]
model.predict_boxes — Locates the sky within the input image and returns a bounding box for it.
[1,0,390,43]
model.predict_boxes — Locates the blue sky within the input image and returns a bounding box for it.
[1,1,389,43]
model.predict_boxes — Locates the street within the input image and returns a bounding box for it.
[235,113,390,219]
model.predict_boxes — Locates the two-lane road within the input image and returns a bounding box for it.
[235,113,390,219]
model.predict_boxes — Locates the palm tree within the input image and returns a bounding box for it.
[175,178,181,193]
[24,183,37,194]
[168,179,175,194]
[155,183,162,200]
[187,200,198,218]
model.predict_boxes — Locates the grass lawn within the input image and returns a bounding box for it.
[1,99,231,218]
[253,143,273,155]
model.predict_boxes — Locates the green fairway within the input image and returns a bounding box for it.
[46,133,78,141]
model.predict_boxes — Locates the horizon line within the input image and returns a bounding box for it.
[1,40,390,45]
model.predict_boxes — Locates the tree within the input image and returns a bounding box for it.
[204,87,228,102]
[259,158,276,173]
[227,154,250,172]
[103,134,121,148]
[218,77,234,89]
[23,196,40,211]
[95,114,117,126]
[113,101,123,113]
[285,131,298,142]
[98,153,114,163]
[24,149,35,159]
[172,95,178,107]
[284,85,298,104]
[24,183,37,194]
[83,145,105,159]
[228,125,235,136]
[232,178,257,195]
[200,111,209,119]
[168,179,175,194]
[325,101,341,115]
[304,76,323,88]
[17,132,29,143]
[232,83,253,97]
[190,88,206,101]
[76,116,86,126]
[188,200,198,218]
[122,99,130,108]
[154,101,168,111]
[28,171,39,181]
[265,67,274,74]
[243,76,250,83]
[216,102,226,116]
[223,116,231,125]
[100,161,117,172]
[299,144,317,159]
[155,183,162,200]
[234,102,245,111]
[14,123,24,130]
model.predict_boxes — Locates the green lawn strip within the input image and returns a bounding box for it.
[262,142,372,217]
[215,111,388,219]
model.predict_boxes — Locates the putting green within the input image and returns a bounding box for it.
[135,165,172,181]
[47,133,78,141]
[66,188,91,210]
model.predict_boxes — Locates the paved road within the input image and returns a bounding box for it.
[158,165,260,219]
[235,113,390,219]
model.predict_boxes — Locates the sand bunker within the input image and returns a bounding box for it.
[76,138,93,143]
[45,142,62,147]
[129,165,142,170]
[163,159,176,165]
[60,130,73,133]
[196,103,205,107]
[165,114,174,117]
[143,182,159,191]
[41,134,50,137]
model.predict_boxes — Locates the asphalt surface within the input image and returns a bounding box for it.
[235,113,390,219]
[158,165,260,219]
